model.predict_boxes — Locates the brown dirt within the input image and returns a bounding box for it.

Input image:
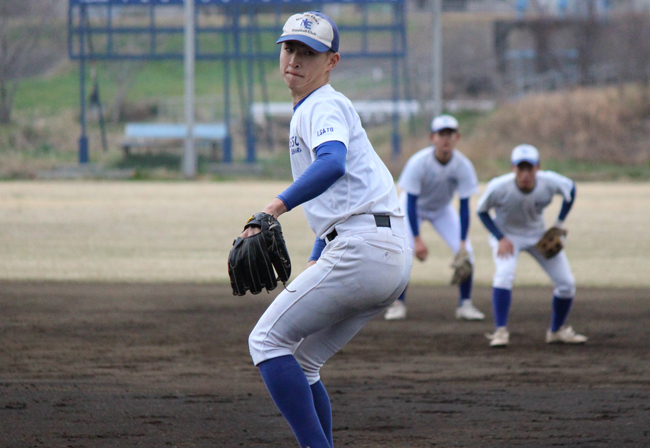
[0,282,649,448]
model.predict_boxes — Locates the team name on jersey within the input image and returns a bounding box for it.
[316,127,334,137]
[289,135,302,155]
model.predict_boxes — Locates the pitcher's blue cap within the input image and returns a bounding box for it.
[276,11,340,53]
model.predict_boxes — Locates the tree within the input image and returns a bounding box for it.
[0,0,59,123]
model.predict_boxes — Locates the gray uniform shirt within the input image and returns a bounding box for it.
[476,170,574,238]
[398,147,478,212]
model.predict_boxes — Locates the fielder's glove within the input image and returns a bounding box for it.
[450,247,473,285]
[228,212,292,296]
[535,227,567,259]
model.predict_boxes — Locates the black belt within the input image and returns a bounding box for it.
[326,215,391,242]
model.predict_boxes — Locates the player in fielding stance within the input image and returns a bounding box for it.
[244,12,412,447]
[384,114,485,321]
[477,144,587,347]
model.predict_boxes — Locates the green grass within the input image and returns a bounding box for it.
[13,58,285,114]
[14,66,81,113]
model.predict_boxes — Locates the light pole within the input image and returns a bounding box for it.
[432,0,443,117]
[183,0,197,178]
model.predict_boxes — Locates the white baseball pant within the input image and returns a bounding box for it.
[489,234,575,298]
[249,214,412,385]
[399,192,474,259]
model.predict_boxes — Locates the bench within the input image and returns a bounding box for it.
[122,123,228,159]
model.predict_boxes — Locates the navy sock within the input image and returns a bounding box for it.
[257,355,330,448]
[397,285,407,303]
[492,287,512,327]
[551,296,573,332]
[310,380,333,448]
[459,274,473,305]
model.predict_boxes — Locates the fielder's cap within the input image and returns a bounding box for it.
[431,114,459,133]
[511,144,540,166]
[276,11,340,53]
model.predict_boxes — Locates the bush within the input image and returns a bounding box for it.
[463,84,650,176]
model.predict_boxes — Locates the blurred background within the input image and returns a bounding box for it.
[1,0,649,181]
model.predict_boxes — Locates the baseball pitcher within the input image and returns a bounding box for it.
[232,11,412,448]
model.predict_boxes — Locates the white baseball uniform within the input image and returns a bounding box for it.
[476,170,576,297]
[398,147,478,255]
[249,84,412,384]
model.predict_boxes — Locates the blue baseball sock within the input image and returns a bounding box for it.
[459,274,473,305]
[551,296,573,332]
[257,355,331,448]
[397,285,407,303]
[310,380,333,448]
[492,287,512,327]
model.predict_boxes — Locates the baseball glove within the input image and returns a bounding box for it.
[228,212,292,296]
[535,227,567,259]
[450,247,473,285]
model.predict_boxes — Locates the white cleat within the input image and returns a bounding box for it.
[486,326,509,348]
[546,325,588,344]
[384,300,407,321]
[455,301,485,321]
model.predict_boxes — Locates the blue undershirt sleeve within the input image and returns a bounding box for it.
[459,198,470,241]
[478,211,505,240]
[558,184,576,222]
[276,141,347,211]
[309,237,326,262]
[406,193,420,237]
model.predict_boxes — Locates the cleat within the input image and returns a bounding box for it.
[384,300,406,321]
[546,325,587,344]
[455,301,485,321]
[486,326,509,347]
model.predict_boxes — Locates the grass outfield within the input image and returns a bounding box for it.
[0,181,648,287]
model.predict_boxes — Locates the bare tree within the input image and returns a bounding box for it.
[0,0,59,123]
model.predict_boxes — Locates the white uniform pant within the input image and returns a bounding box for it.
[249,215,412,385]
[489,234,575,298]
[399,193,473,259]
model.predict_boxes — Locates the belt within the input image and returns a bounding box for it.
[326,215,391,242]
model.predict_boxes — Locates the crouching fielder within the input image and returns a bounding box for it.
[476,144,587,348]
[384,114,484,321]
[246,11,412,448]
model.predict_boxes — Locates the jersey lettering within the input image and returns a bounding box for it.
[316,127,334,137]
[289,135,302,155]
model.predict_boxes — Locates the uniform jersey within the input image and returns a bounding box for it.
[289,84,400,239]
[476,170,574,238]
[398,147,478,212]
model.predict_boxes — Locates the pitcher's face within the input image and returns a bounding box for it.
[280,41,339,96]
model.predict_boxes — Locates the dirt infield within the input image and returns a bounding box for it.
[1,282,648,448]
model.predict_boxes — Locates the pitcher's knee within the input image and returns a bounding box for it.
[248,330,264,365]
[248,326,292,366]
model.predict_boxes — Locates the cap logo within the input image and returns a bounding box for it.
[300,18,312,29]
